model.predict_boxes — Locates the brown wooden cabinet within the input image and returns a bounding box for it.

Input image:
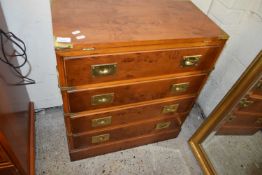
[52,0,228,160]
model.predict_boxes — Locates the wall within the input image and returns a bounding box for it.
[1,0,262,111]
[193,0,262,116]
[0,0,62,109]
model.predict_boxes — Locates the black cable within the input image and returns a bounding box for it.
[0,28,35,86]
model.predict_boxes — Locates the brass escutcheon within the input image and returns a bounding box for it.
[171,82,190,93]
[181,55,201,67]
[92,116,112,127]
[162,104,179,114]
[91,134,110,144]
[92,63,117,77]
[239,98,254,108]
[155,121,171,130]
[91,93,114,106]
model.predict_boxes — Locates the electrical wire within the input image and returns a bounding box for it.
[0,28,35,85]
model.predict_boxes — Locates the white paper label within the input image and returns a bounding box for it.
[56,37,71,43]
[76,35,86,40]
[72,30,81,35]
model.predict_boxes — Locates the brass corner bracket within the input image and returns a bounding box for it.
[218,33,229,40]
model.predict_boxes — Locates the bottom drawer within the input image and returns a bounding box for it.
[69,129,180,161]
[71,116,180,149]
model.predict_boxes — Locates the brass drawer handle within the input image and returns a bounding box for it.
[92,63,117,77]
[255,118,262,124]
[92,116,112,127]
[239,98,254,108]
[162,104,179,114]
[155,121,171,130]
[182,55,201,67]
[91,93,114,106]
[91,134,110,144]
[171,82,189,93]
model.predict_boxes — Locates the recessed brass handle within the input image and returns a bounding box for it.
[92,116,112,127]
[92,63,117,77]
[162,104,179,114]
[155,121,171,130]
[171,83,189,93]
[182,55,201,67]
[91,93,114,106]
[91,134,110,144]
[255,118,262,124]
[239,98,254,108]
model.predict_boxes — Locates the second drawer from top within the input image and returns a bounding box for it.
[64,73,207,113]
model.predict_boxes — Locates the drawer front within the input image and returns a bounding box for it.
[64,46,220,86]
[236,96,262,114]
[72,116,179,149]
[223,112,262,128]
[70,96,194,133]
[67,74,206,112]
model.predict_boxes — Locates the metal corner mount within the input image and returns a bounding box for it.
[60,86,75,91]
[64,113,76,117]
[218,33,229,40]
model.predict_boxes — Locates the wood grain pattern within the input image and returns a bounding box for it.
[52,0,226,48]
[69,129,180,161]
[71,115,180,149]
[64,46,220,86]
[69,96,194,133]
[67,73,207,112]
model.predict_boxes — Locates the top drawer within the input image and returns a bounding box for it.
[63,46,221,86]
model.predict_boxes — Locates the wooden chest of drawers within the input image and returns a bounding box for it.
[52,0,228,160]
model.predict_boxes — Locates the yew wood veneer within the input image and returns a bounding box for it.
[52,0,228,160]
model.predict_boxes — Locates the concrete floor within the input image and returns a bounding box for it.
[35,106,204,175]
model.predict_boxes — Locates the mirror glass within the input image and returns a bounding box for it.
[201,78,262,175]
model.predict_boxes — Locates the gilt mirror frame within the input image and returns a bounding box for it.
[189,50,262,175]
